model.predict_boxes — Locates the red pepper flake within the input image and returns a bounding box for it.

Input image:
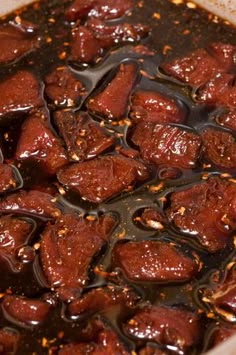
[152,12,161,20]
[162,45,172,55]
[58,51,67,60]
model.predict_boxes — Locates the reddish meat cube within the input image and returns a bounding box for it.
[87,62,139,120]
[40,213,116,299]
[0,190,61,218]
[57,154,149,203]
[54,111,114,161]
[15,113,68,175]
[0,71,43,118]
[0,22,38,64]
[2,295,51,326]
[68,286,137,317]
[217,110,236,131]
[139,208,166,230]
[131,122,201,169]
[210,325,236,347]
[65,0,133,22]
[70,26,103,64]
[112,240,198,282]
[0,164,19,193]
[0,328,19,354]
[208,42,236,71]
[139,346,171,355]
[196,73,236,108]
[201,128,236,170]
[130,90,186,124]
[161,48,224,86]
[125,306,200,350]
[167,177,236,252]
[59,328,128,355]
[44,67,84,107]
[0,215,33,259]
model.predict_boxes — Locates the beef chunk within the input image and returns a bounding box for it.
[217,110,236,131]
[125,306,200,350]
[0,164,19,193]
[196,73,236,108]
[139,346,172,355]
[0,215,33,259]
[68,286,138,317]
[130,90,186,124]
[201,128,236,170]
[40,213,116,299]
[208,42,236,71]
[113,240,198,282]
[0,71,43,118]
[139,208,166,230]
[15,113,68,175]
[0,22,38,64]
[0,190,61,218]
[167,177,236,252]
[57,154,149,203]
[65,0,133,22]
[87,62,139,120]
[210,325,236,347]
[131,122,201,169]
[0,328,19,354]
[59,328,128,355]
[161,48,224,86]
[2,295,51,326]
[44,67,84,107]
[54,111,114,161]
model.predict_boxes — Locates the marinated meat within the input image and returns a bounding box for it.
[0,328,19,354]
[210,325,236,347]
[0,190,61,218]
[131,122,201,169]
[15,113,68,175]
[87,62,139,120]
[57,154,149,203]
[196,73,236,108]
[139,346,172,355]
[0,164,19,193]
[167,177,236,252]
[44,67,84,107]
[68,286,138,317]
[125,306,200,350]
[54,110,114,161]
[2,295,51,326]
[0,22,39,64]
[217,110,236,131]
[0,71,43,118]
[65,0,133,21]
[40,213,116,299]
[201,128,236,170]
[130,90,186,124]
[208,42,236,71]
[113,240,198,282]
[0,215,33,259]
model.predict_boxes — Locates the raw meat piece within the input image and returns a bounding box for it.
[201,128,236,170]
[0,190,61,218]
[0,22,38,64]
[15,113,68,175]
[65,0,133,22]
[0,71,43,118]
[113,240,198,281]
[57,154,149,203]
[68,286,138,316]
[44,67,84,107]
[130,90,186,124]
[54,111,114,161]
[2,295,51,326]
[87,62,139,120]
[0,328,19,354]
[0,215,33,258]
[196,73,236,108]
[217,110,236,131]
[125,306,200,350]
[167,177,236,252]
[131,122,201,169]
[0,164,19,193]
[161,48,224,86]
[40,213,116,299]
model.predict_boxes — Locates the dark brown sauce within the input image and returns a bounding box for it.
[0,0,236,354]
